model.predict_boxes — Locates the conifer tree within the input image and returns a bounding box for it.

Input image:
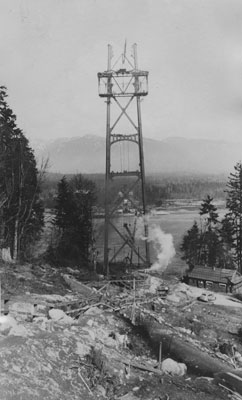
[180,221,201,268]
[199,195,219,227]
[218,216,235,269]
[225,162,242,272]
[198,195,220,267]
[52,174,96,266]
[54,176,74,231]
[181,165,242,272]
[181,196,224,269]
[0,86,44,260]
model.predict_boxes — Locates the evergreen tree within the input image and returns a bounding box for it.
[181,168,242,271]
[0,86,44,260]
[52,174,96,266]
[204,229,220,268]
[199,195,219,227]
[219,216,234,250]
[54,176,74,231]
[218,216,235,269]
[70,174,96,261]
[181,196,225,269]
[180,221,201,268]
[225,162,242,272]
[199,195,220,267]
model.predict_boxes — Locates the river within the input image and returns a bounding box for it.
[93,209,202,276]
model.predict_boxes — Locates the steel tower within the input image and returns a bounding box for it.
[98,43,150,275]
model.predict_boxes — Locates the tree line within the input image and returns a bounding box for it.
[41,173,227,209]
[0,87,96,266]
[181,163,242,273]
[145,175,226,205]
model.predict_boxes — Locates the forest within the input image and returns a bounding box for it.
[0,87,95,266]
[181,163,242,273]
[41,172,227,210]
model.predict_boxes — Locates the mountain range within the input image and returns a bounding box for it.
[30,135,242,175]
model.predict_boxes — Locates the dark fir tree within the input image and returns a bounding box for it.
[199,195,220,267]
[70,174,96,262]
[54,176,74,231]
[203,229,221,268]
[181,196,229,269]
[0,86,44,260]
[225,162,242,272]
[52,174,96,266]
[199,195,219,227]
[180,221,201,269]
[218,216,235,269]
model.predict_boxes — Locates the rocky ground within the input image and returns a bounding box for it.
[0,261,241,399]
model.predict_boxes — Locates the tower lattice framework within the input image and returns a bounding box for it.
[98,43,150,275]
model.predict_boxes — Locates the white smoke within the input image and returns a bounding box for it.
[148,225,176,272]
[134,216,176,272]
[134,215,150,241]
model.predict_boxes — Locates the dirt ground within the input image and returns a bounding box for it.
[164,282,242,356]
[0,260,240,399]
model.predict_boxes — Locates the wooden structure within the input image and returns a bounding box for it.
[186,266,242,293]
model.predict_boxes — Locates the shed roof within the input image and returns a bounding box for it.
[187,267,240,284]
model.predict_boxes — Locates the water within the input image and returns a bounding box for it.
[93,209,201,275]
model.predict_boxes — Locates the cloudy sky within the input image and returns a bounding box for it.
[1,0,242,143]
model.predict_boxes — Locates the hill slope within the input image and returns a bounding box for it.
[32,135,242,175]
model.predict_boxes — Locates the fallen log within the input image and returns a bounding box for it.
[218,383,242,400]
[131,310,232,377]
[215,371,242,396]
[62,275,97,297]
[66,302,115,315]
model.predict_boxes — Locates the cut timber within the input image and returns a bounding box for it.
[89,347,126,381]
[66,302,115,315]
[138,316,232,377]
[117,358,163,376]
[62,275,97,297]
[215,371,242,395]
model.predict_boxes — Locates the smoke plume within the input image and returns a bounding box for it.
[134,215,150,241]
[134,216,175,272]
[147,225,176,272]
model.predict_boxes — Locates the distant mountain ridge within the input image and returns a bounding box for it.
[31,135,242,175]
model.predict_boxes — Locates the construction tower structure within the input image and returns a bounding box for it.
[98,43,150,275]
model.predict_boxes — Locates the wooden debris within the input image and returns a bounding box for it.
[215,371,242,396]
[218,383,242,400]
[78,368,93,396]
[180,300,197,311]
[96,283,109,293]
[66,302,115,316]
[158,342,162,370]
[115,357,163,376]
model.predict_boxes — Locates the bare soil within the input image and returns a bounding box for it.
[0,261,238,399]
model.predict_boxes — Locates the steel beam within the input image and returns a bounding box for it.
[98,43,150,274]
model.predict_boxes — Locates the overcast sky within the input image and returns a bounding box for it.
[1,0,242,143]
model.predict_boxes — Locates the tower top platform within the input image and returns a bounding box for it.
[97,43,149,97]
